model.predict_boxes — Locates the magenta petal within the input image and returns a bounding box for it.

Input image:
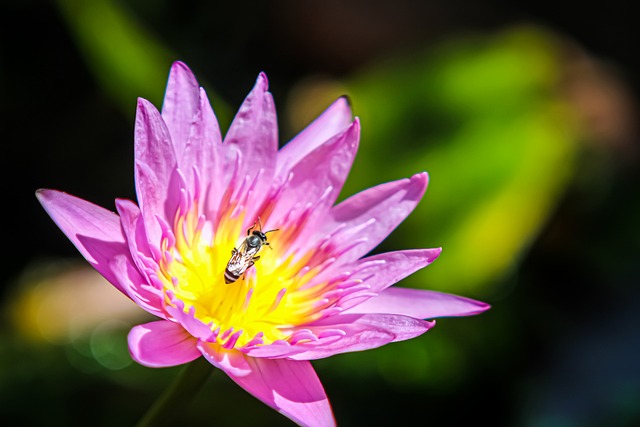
[352,248,441,293]
[276,96,352,176]
[311,248,442,311]
[223,73,278,216]
[241,340,307,359]
[115,198,155,269]
[36,189,130,296]
[322,172,429,262]
[268,119,360,230]
[161,61,201,157]
[135,98,176,189]
[134,98,177,230]
[197,342,252,377]
[161,62,223,201]
[128,320,200,368]
[165,298,218,342]
[110,255,166,319]
[181,88,223,209]
[289,313,435,360]
[223,356,335,427]
[349,287,491,319]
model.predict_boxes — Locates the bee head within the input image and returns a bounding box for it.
[252,230,268,242]
[247,217,278,245]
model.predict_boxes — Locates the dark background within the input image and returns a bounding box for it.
[2,1,639,426]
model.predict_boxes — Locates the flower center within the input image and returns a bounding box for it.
[156,203,328,349]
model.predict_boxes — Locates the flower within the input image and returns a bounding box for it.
[37,61,489,426]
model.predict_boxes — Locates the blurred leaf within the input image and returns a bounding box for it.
[55,0,231,125]
[341,26,581,296]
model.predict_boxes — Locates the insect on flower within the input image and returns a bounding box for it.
[37,61,491,427]
[224,218,278,284]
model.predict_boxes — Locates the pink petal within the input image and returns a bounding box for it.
[276,96,352,177]
[134,98,178,239]
[197,342,252,377]
[110,255,166,319]
[128,320,200,368]
[181,88,223,213]
[309,248,442,311]
[223,73,278,219]
[288,313,435,360]
[223,356,335,427]
[348,287,491,319]
[161,61,223,205]
[115,198,156,268]
[36,189,129,296]
[351,248,441,293]
[321,172,429,262]
[161,61,201,158]
[241,339,304,359]
[164,298,218,342]
[268,119,360,230]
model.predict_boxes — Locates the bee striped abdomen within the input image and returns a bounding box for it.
[224,266,241,284]
[224,248,253,284]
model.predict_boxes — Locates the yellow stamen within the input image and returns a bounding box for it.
[157,207,326,348]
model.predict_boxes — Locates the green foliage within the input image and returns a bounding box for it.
[56,0,231,124]
[343,27,580,296]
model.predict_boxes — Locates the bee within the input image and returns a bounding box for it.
[224,219,278,284]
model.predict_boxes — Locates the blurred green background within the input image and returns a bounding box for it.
[2,0,639,426]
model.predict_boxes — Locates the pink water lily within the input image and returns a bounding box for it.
[37,61,489,426]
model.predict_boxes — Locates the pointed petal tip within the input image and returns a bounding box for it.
[332,95,354,119]
[35,188,67,207]
[35,188,53,207]
[137,97,154,109]
[477,301,492,312]
[346,116,361,136]
[413,171,429,187]
[436,292,492,317]
[383,172,428,203]
[35,188,48,199]
[168,61,198,85]
[136,97,157,114]
[256,71,269,90]
[405,171,429,199]
[170,60,192,73]
[338,94,353,109]
[453,299,491,316]
[430,246,443,262]
[135,98,168,136]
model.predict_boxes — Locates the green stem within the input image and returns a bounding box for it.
[135,357,213,427]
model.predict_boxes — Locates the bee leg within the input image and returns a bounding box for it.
[231,248,238,255]
[252,256,260,262]
[247,222,257,235]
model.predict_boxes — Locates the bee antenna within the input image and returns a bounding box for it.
[264,228,279,234]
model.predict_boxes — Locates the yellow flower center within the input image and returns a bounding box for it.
[156,203,329,349]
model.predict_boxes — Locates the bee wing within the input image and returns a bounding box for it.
[226,241,256,276]
[240,239,262,257]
